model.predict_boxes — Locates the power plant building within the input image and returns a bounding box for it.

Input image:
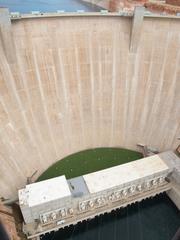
[19,152,180,238]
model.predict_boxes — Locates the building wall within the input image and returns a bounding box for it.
[22,171,169,224]
[0,16,180,198]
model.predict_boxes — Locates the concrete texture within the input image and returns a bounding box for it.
[0,12,180,199]
[130,6,145,52]
[0,8,16,63]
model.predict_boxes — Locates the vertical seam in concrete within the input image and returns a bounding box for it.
[88,31,95,146]
[110,31,117,146]
[126,52,140,144]
[146,32,170,143]
[58,49,69,109]
[160,48,180,148]
[33,51,58,158]
[123,50,131,145]
[98,46,103,146]
[74,47,85,146]
[139,26,156,136]
[58,48,72,151]
[16,49,49,168]
[51,63,69,153]
[130,7,145,53]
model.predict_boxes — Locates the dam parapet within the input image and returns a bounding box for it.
[19,151,180,239]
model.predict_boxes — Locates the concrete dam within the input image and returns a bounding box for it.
[0,8,180,199]
[0,3,180,239]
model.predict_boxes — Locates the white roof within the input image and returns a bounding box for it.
[19,176,71,207]
[83,155,169,194]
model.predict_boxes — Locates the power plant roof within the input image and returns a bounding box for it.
[19,175,71,207]
[83,155,169,194]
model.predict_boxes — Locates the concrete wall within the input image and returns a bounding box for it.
[0,15,180,198]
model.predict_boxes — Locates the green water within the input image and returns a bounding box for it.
[38,148,143,181]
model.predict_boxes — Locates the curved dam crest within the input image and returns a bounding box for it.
[0,11,180,198]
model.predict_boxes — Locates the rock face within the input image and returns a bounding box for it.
[0,202,20,240]
[83,0,180,14]
[166,0,180,6]
[145,1,180,15]
[109,0,146,12]
[0,12,180,198]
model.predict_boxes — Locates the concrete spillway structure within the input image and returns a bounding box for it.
[0,8,180,199]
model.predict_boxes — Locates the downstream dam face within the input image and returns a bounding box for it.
[0,9,180,199]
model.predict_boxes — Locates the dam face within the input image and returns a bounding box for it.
[0,11,180,198]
